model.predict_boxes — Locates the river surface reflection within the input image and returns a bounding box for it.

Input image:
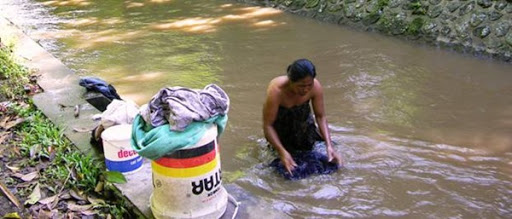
[1,0,511,217]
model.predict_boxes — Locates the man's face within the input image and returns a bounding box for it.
[291,76,314,96]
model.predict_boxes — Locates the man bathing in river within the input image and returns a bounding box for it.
[263,58,343,180]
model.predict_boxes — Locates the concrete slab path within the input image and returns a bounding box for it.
[1,15,290,219]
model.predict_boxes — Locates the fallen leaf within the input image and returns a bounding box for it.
[59,190,71,200]
[38,194,57,205]
[94,181,103,193]
[25,183,41,205]
[80,210,96,216]
[87,196,105,206]
[72,127,94,133]
[30,144,42,159]
[2,212,21,219]
[37,209,52,219]
[50,195,60,210]
[0,116,10,128]
[67,202,92,211]
[0,132,8,144]
[21,171,39,182]
[103,171,127,184]
[0,101,11,112]
[5,163,20,172]
[11,173,24,179]
[4,118,25,130]
[69,189,86,201]
[12,146,20,156]
[0,181,21,209]
[74,105,80,118]
[35,162,49,172]
[66,212,75,219]
[13,181,32,189]
[17,102,29,109]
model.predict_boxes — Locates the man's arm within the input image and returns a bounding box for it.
[263,86,297,174]
[311,79,342,165]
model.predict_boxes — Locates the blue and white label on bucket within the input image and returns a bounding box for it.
[104,144,143,173]
[106,155,143,173]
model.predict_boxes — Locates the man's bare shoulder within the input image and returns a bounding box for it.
[267,76,287,92]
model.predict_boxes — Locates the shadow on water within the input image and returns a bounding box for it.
[1,0,511,217]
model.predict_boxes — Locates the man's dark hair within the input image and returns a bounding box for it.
[286,59,316,82]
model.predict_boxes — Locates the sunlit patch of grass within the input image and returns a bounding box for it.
[0,41,132,217]
[59,152,102,192]
[0,47,30,99]
[12,105,101,192]
[16,110,67,157]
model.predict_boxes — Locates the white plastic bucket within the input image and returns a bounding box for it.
[101,124,143,174]
[150,124,228,219]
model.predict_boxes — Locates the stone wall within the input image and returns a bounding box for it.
[235,0,512,62]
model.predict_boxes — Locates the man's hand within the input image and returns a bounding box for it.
[327,146,343,166]
[279,151,297,175]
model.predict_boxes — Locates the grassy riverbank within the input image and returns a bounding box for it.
[0,44,135,218]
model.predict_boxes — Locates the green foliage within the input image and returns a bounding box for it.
[104,171,127,184]
[0,47,29,99]
[407,0,427,15]
[377,0,389,8]
[407,17,425,35]
[2,40,131,218]
[60,152,103,192]
[16,109,67,159]
[305,0,320,8]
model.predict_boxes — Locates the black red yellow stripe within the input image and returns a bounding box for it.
[152,140,219,178]
[155,148,216,168]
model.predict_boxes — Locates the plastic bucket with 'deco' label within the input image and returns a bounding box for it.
[101,124,143,174]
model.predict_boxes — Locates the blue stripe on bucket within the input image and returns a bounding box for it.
[105,156,143,173]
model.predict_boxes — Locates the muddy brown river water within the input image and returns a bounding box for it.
[1,0,511,217]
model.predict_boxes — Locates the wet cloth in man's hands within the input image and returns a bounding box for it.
[270,150,339,180]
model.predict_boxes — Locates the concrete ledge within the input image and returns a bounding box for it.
[1,15,289,219]
[0,16,149,216]
[0,16,99,154]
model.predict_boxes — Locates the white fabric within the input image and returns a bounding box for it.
[101,99,139,128]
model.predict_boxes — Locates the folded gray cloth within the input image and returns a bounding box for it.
[147,84,229,131]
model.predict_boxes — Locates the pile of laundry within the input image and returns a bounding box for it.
[79,77,230,160]
[132,84,230,160]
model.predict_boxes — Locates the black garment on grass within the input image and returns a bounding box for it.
[79,77,122,100]
[270,101,338,180]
